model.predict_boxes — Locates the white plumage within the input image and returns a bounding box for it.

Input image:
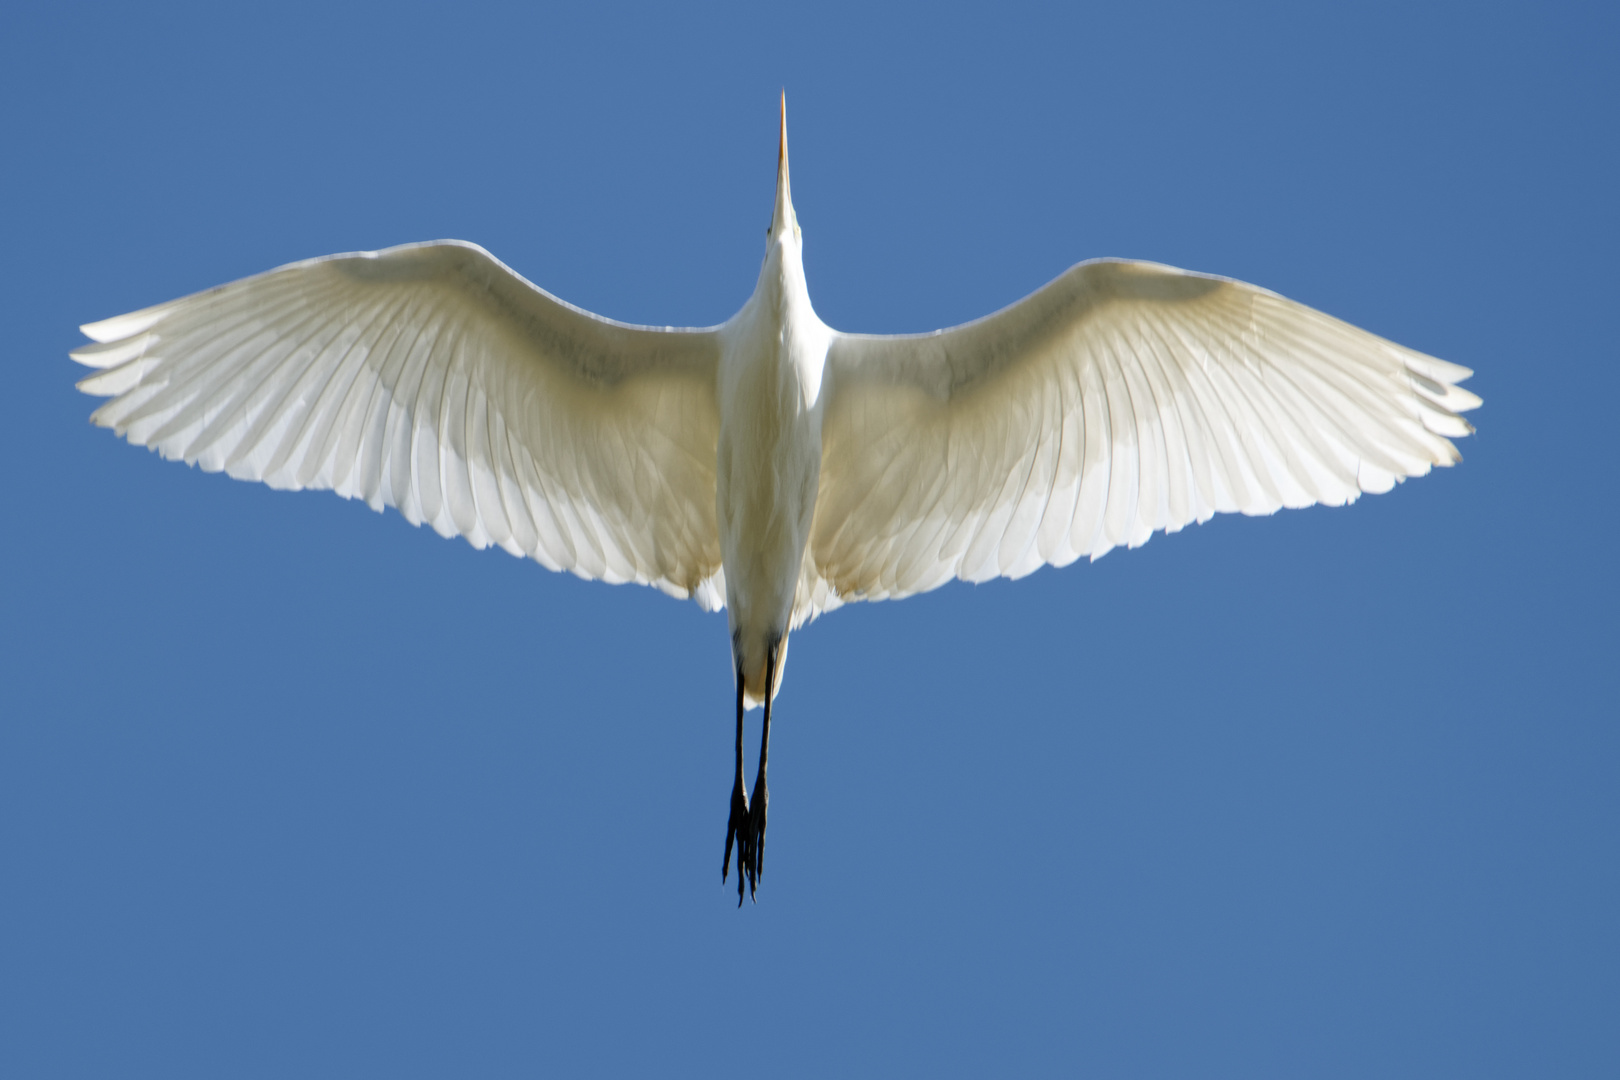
[815,259,1478,602]
[75,240,727,606]
[73,97,1478,900]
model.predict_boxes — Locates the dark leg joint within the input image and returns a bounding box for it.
[722,638,780,905]
[723,660,749,906]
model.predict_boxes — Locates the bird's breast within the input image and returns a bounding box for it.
[715,307,828,680]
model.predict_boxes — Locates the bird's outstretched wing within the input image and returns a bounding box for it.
[811,259,1480,604]
[75,240,725,604]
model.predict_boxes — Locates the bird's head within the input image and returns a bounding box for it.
[768,92,801,250]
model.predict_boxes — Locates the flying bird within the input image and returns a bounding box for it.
[73,96,1480,903]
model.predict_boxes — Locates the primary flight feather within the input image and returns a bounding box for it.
[73,96,1480,903]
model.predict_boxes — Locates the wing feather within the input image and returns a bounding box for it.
[77,240,724,599]
[812,259,1478,606]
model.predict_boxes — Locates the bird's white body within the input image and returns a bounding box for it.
[71,97,1480,896]
[717,247,826,697]
[716,134,829,699]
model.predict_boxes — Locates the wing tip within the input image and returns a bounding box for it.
[80,305,173,344]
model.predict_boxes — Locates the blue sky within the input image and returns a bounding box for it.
[2,1,1615,1076]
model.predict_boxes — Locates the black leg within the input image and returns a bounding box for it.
[723,662,749,906]
[746,639,778,898]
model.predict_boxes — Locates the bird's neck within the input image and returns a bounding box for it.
[758,237,808,311]
[745,239,827,407]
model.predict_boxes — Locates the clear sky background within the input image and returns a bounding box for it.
[2,1,1615,1076]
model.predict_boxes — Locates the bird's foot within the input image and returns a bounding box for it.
[746,775,768,891]
[722,776,768,904]
[723,779,751,906]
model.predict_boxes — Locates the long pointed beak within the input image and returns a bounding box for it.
[771,92,794,236]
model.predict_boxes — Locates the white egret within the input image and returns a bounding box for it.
[73,95,1480,902]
